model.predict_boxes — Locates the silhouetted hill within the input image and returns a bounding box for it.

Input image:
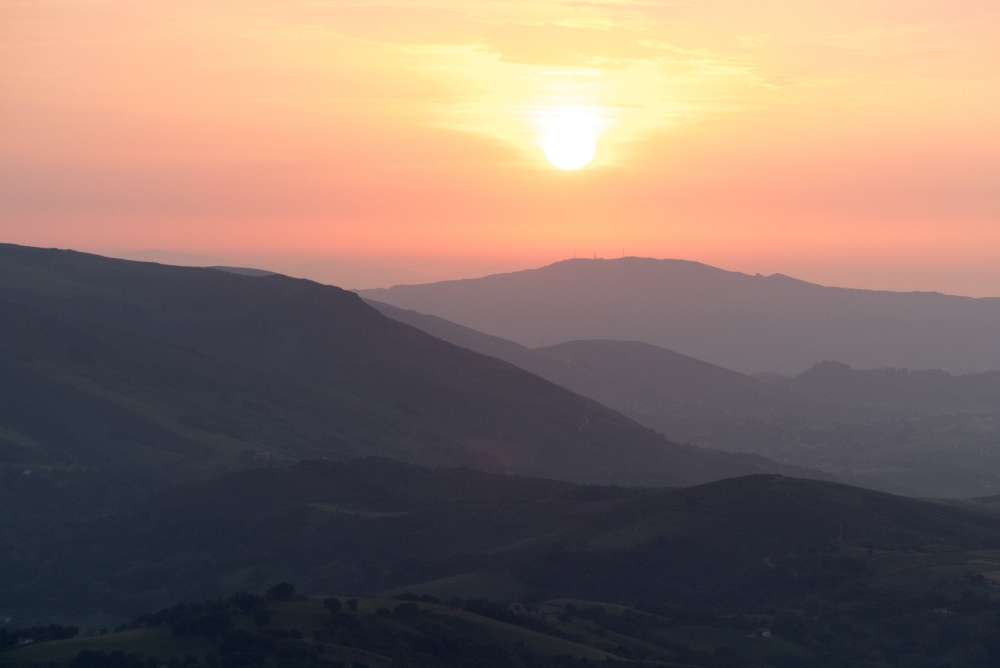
[6,458,1000,625]
[363,299,541,370]
[776,361,1000,414]
[0,298,478,474]
[359,257,1000,375]
[365,300,805,420]
[0,243,812,490]
[534,340,803,418]
[365,300,1000,498]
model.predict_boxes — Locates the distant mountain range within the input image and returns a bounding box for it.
[359,257,1000,375]
[0,243,811,495]
[364,299,807,421]
[366,299,1000,498]
[368,297,1000,419]
[763,361,1000,414]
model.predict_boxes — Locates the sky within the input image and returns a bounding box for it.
[2,1,999,292]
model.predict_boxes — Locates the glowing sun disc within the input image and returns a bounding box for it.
[542,126,597,170]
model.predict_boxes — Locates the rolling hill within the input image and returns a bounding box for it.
[0,243,816,491]
[6,458,1000,635]
[366,299,1000,498]
[364,299,804,422]
[770,360,1000,414]
[359,257,1000,375]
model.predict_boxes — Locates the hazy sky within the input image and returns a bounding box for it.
[3,1,999,293]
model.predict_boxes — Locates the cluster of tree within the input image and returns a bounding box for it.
[121,584,302,638]
[40,577,1000,668]
[71,584,603,668]
[72,585,335,668]
[0,624,78,651]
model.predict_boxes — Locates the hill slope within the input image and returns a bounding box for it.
[365,299,801,421]
[6,458,1000,625]
[364,300,1000,498]
[0,243,810,489]
[359,257,1000,375]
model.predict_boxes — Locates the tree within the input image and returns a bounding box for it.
[265,583,297,602]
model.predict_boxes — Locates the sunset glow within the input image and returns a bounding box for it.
[2,1,1000,292]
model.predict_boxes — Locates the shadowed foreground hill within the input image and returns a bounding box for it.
[359,257,1000,375]
[6,458,1000,625]
[0,243,810,489]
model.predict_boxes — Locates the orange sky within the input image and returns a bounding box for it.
[2,1,1000,293]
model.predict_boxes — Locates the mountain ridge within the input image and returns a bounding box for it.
[364,299,1000,497]
[364,299,805,420]
[0,243,816,490]
[359,257,1000,375]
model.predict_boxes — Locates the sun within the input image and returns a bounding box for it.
[542,124,597,170]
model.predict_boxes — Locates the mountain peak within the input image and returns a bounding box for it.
[359,257,1000,375]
